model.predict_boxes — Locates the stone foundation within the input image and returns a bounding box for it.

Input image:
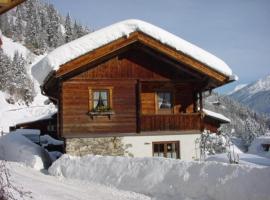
[65,137,133,157]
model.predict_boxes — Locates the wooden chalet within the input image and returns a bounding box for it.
[33,20,235,160]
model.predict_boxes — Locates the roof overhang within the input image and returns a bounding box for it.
[0,0,26,15]
[53,31,231,85]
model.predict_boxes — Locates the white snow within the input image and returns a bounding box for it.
[40,134,64,146]
[248,135,270,159]
[203,108,231,123]
[9,162,150,200]
[1,35,34,60]
[0,133,51,170]
[32,19,235,85]
[0,91,56,133]
[49,154,270,200]
[228,83,248,95]
[206,153,270,167]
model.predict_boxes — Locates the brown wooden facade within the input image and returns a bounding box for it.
[42,32,232,138]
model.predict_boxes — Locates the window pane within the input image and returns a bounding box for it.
[100,91,108,100]
[94,91,99,100]
[158,92,172,109]
[92,90,109,109]
[93,100,98,108]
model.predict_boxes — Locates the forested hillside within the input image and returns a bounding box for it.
[0,0,89,103]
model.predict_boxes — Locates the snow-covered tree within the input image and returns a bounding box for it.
[47,4,63,48]
[64,13,73,43]
[0,50,12,90]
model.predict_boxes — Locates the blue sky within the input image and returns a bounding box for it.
[47,0,270,93]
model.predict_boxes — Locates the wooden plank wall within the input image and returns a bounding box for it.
[62,80,137,136]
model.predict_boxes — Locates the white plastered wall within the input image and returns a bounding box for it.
[122,133,201,161]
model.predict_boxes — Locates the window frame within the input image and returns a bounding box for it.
[152,141,180,159]
[88,87,113,112]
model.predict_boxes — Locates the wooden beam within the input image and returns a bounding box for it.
[0,0,26,15]
[136,79,142,133]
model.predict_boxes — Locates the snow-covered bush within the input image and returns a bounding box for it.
[197,130,229,160]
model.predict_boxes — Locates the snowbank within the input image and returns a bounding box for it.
[32,19,235,85]
[49,155,270,200]
[206,153,270,167]
[248,135,270,158]
[0,133,51,170]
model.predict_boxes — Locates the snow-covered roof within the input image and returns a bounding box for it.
[15,110,57,125]
[32,19,236,85]
[203,109,231,123]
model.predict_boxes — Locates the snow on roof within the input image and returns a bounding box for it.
[32,19,235,85]
[203,108,231,123]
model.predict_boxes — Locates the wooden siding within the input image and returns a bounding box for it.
[61,47,201,137]
[141,114,202,132]
[62,80,137,136]
[141,82,195,115]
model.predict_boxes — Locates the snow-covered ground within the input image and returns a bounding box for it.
[49,155,270,200]
[9,162,150,200]
[0,123,270,200]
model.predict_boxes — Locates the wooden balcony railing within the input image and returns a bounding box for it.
[141,113,202,132]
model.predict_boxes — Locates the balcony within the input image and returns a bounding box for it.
[141,113,202,132]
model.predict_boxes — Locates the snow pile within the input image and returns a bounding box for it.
[0,133,51,170]
[32,19,235,85]
[248,135,270,158]
[49,155,270,200]
[40,135,64,146]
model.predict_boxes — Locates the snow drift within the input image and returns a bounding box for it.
[0,133,51,170]
[49,155,270,200]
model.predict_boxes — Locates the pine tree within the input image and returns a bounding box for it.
[47,4,63,48]
[0,50,12,91]
[64,13,73,43]
[73,20,87,40]
[13,6,24,42]
[24,0,44,53]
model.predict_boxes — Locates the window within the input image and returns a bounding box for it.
[93,90,109,110]
[153,141,180,159]
[157,92,172,109]
[89,87,113,113]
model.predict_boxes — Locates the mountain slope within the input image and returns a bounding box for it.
[204,93,269,148]
[230,75,270,114]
